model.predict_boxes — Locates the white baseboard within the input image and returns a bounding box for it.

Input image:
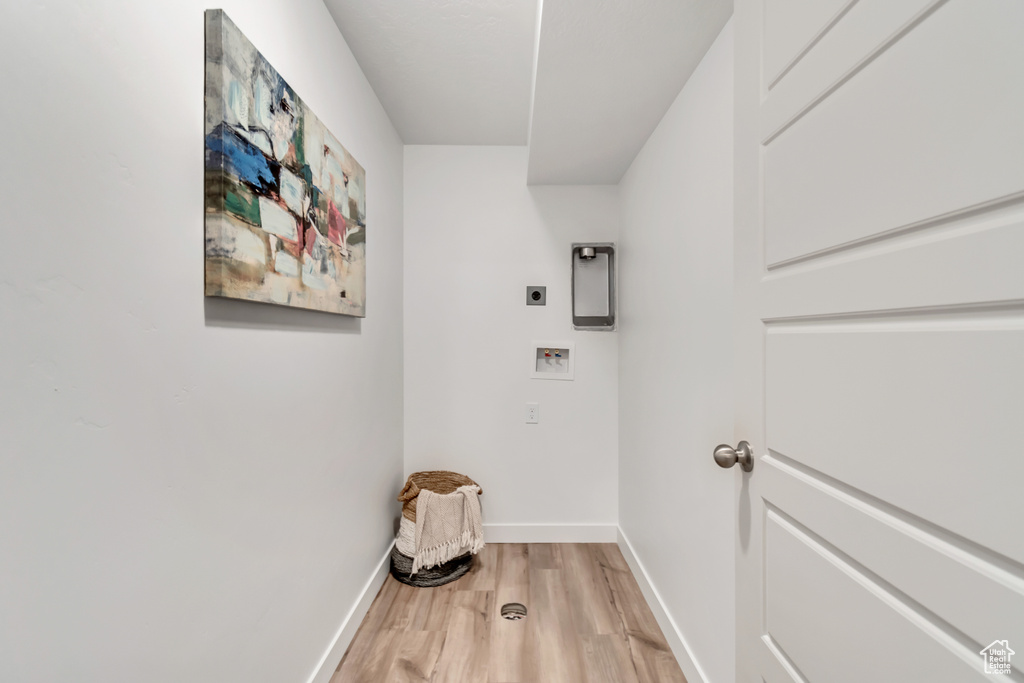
[306,540,395,683]
[617,528,709,683]
[483,523,618,543]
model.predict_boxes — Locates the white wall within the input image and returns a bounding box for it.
[404,146,618,533]
[0,3,403,683]
[618,20,735,683]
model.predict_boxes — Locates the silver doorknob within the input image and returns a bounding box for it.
[714,441,754,472]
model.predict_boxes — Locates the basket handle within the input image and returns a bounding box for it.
[397,479,421,502]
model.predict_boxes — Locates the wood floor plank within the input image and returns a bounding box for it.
[419,581,457,633]
[380,581,425,631]
[594,541,630,573]
[626,632,688,683]
[488,544,530,682]
[581,633,642,683]
[458,543,498,592]
[386,580,455,633]
[332,627,404,683]
[601,551,687,683]
[333,577,403,679]
[527,543,561,570]
[562,543,622,636]
[525,564,585,682]
[601,559,663,638]
[431,590,491,683]
[385,631,447,683]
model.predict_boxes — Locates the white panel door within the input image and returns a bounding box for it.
[734,1,1024,681]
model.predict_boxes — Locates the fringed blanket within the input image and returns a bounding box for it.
[411,484,485,574]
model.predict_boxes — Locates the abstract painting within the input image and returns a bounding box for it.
[204,10,366,316]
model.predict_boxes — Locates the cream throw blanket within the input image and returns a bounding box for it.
[412,484,485,574]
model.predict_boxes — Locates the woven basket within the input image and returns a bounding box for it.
[391,470,482,587]
[397,470,481,522]
[389,546,473,587]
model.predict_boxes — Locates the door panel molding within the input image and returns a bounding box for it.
[763,0,1024,265]
[760,199,1024,319]
[766,327,1024,562]
[763,0,858,92]
[766,508,988,681]
[763,0,943,141]
[758,634,809,683]
[763,190,1024,274]
[764,453,1024,644]
[763,300,1024,329]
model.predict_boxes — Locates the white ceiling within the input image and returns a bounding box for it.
[323,0,732,184]
[528,0,733,184]
[322,0,537,145]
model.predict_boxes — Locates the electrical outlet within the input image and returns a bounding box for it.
[525,402,539,424]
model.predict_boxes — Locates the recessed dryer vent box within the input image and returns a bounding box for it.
[572,243,615,330]
[530,341,575,381]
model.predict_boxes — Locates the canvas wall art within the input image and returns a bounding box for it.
[204,10,366,316]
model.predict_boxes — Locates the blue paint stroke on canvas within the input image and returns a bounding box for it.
[205,123,280,194]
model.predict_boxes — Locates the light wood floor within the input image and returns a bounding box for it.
[332,543,688,683]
